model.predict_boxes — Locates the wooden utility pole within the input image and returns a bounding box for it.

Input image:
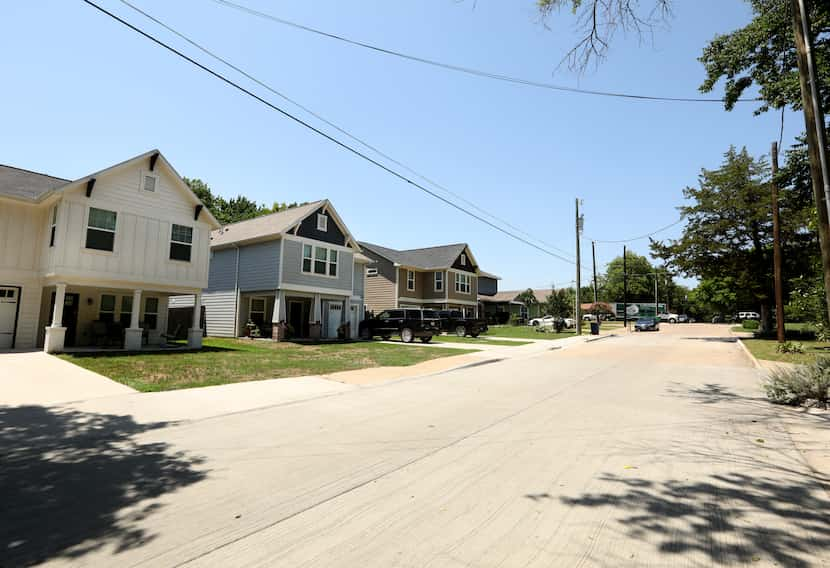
[592,240,599,321]
[623,245,628,329]
[792,0,830,323]
[575,198,582,336]
[772,141,786,342]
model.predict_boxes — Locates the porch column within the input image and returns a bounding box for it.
[44,283,67,353]
[124,289,143,351]
[188,291,203,349]
[312,294,321,323]
[344,297,353,339]
[271,290,287,342]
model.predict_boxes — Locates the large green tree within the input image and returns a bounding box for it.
[545,287,574,317]
[184,177,307,225]
[602,251,657,303]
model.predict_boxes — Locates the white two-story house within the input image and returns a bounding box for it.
[0,149,220,353]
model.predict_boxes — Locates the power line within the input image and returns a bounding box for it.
[117,0,577,262]
[81,0,580,267]
[210,0,761,105]
[591,217,685,244]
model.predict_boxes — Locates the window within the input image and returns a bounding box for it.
[366,267,378,277]
[249,297,267,327]
[119,296,133,328]
[49,205,58,247]
[170,224,193,262]
[455,272,471,294]
[86,207,117,251]
[405,309,422,320]
[144,297,159,330]
[99,294,116,323]
[460,253,466,266]
[317,214,328,231]
[407,270,415,291]
[434,271,443,292]
[302,244,338,277]
[142,172,158,192]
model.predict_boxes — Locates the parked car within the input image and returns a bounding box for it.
[659,312,680,323]
[436,310,488,337]
[359,309,440,343]
[529,315,555,327]
[582,314,597,322]
[737,311,760,321]
[563,317,576,329]
[634,317,660,332]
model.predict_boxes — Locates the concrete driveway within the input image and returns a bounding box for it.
[0,351,134,405]
[2,324,828,566]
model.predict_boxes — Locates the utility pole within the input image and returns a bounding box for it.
[792,0,830,322]
[623,245,628,329]
[654,272,659,319]
[772,141,786,343]
[592,240,599,322]
[575,198,582,336]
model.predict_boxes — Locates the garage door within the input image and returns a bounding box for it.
[0,286,20,349]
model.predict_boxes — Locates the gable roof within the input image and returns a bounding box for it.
[359,241,475,270]
[0,149,220,228]
[210,200,360,251]
[483,288,553,304]
[0,165,70,201]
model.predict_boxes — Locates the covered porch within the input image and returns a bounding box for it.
[270,289,363,341]
[39,281,204,353]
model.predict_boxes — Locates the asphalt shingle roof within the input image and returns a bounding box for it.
[359,242,468,270]
[210,201,325,247]
[0,165,69,201]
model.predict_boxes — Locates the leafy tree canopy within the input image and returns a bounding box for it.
[602,251,657,303]
[184,177,307,225]
[545,287,574,317]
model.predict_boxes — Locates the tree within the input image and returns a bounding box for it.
[515,289,540,319]
[545,287,574,317]
[602,251,656,303]
[184,178,307,225]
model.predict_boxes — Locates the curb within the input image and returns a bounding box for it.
[735,337,763,370]
[586,334,617,343]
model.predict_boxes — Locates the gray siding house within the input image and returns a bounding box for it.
[172,200,371,340]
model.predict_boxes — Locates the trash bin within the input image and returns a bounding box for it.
[590,322,600,335]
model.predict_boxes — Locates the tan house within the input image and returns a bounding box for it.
[359,242,486,317]
[0,150,220,352]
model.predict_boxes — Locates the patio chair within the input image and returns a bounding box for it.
[160,323,183,346]
[91,320,109,347]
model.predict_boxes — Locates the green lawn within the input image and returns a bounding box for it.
[59,338,475,392]
[741,338,830,365]
[483,325,581,341]
[432,335,532,347]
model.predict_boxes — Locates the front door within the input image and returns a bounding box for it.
[0,286,20,349]
[287,300,309,338]
[325,302,342,338]
[49,292,80,347]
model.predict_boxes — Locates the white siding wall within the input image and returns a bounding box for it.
[203,291,237,337]
[44,164,211,289]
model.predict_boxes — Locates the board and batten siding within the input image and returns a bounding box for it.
[43,165,211,289]
[1,201,47,276]
[238,240,280,291]
[281,239,353,292]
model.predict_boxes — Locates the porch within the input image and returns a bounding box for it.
[242,289,363,341]
[39,282,204,353]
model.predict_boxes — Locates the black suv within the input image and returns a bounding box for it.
[359,309,441,343]
[436,310,488,337]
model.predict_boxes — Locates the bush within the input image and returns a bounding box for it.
[776,341,805,354]
[509,315,523,326]
[764,358,830,408]
[742,319,760,330]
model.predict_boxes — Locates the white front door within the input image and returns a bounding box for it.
[0,286,20,349]
[326,303,342,338]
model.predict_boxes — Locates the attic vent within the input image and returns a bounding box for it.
[142,173,157,192]
[317,214,328,231]
[460,253,466,266]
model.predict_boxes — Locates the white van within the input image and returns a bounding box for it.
[738,311,760,321]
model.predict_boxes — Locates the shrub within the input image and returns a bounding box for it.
[509,315,522,327]
[776,341,805,354]
[742,319,760,330]
[764,358,830,408]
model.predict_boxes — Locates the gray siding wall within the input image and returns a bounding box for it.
[207,248,239,292]
[281,239,353,291]
[353,262,365,298]
[238,240,280,292]
[204,290,237,337]
[478,276,498,296]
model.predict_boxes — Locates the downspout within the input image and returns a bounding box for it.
[233,245,240,337]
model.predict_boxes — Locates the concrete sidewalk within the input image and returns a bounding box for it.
[0,351,134,406]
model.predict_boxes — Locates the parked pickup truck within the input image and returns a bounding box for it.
[359,309,441,343]
[436,310,489,337]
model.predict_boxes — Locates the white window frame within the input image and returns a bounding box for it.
[85,207,117,252]
[434,271,444,292]
[407,270,416,291]
[366,267,378,277]
[169,223,193,262]
[99,293,116,321]
[455,272,471,294]
[49,205,58,247]
[140,170,159,193]
[249,296,267,321]
[460,253,467,266]
[143,297,159,330]
[301,243,339,278]
[317,214,328,231]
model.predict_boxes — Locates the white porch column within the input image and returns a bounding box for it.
[124,289,143,351]
[312,294,321,323]
[188,291,203,349]
[44,283,68,353]
[272,290,283,323]
[344,297,353,338]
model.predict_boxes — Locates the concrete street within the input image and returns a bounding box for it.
[3,324,829,567]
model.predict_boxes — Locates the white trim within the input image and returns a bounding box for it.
[84,205,118,254]
[316,213,328,231]
[406,270,415,291]
[454,272,472,295]
[366,267,379,276]
[99,292,117,321]
[248,295,267,322]
[301,242,339,279]
[49,204,58,248]
[279,282,353,296]
[169,223,193,263]
[140,170,160,194]
[143,295,160,330]
[434,270,444,292]
[278,238,285,287]
[283,234,353,254]
[460,253,466,266]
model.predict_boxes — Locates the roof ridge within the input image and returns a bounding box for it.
[399,242,466,253]
[0,163,71,182]
[217,199,323,229]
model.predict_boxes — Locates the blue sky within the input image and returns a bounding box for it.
[1,0,804,291]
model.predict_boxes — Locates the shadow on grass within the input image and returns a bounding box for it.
[0,406,206,566]
[561,472,830,567]
[63,344,237,359]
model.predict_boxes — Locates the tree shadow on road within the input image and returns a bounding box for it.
[0,405,206,566]
[561,471,830,567]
